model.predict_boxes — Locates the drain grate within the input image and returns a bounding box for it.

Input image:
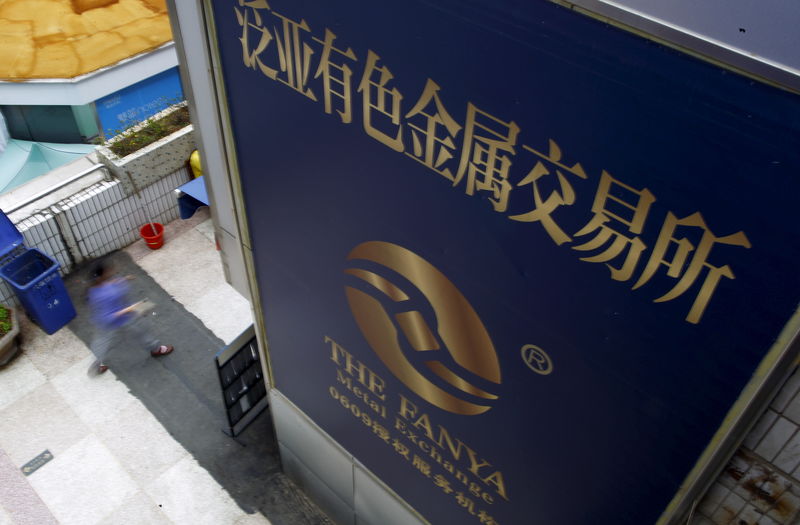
[21,450,53,476]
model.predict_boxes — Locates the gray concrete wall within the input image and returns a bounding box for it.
[166,0,251,302]
[271,390,428,525]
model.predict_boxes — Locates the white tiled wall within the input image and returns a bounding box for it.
[17,212,70,270]
[692,367,800,525]
[58,167,188,259]
[0,167,190,308]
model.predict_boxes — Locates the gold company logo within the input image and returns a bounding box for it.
[344,241,501,415]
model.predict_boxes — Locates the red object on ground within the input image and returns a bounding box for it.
[139,223,164,250]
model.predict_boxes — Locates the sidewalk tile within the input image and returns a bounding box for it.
[27,434,138,525]
[97,491,173,525]
[146,456,243,525]
[186,282,252,345]
[195,218,215,243]
[20,316,90,379]
[96,399,187,486]
[0,382,89,467]
[0,448,58,525]
[136,228,223,308]
[51,355,137,430]
[0,505,11,525]
[0,355,46,411]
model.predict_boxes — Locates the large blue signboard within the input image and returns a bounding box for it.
[209,1,800,523]
[95,67,184,138]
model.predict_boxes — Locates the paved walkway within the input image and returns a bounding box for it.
[0,209,332,525]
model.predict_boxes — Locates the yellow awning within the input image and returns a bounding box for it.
[0,0,171,80]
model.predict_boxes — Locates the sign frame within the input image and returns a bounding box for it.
[189,1,800,522]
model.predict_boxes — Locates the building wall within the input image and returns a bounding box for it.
[0,106,83,144]
[692,366,800,525]
[165,2,800,524]
[70,105,100,143]
[167,0,250,301]
[275,352,800,525]
[94,66,184,139]
[271,390,427,525]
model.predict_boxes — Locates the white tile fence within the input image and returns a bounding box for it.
[58,168,188,259]
[0,166,190,306]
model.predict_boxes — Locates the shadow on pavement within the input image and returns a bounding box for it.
[64,250,332,525]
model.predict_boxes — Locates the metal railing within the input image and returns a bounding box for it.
[5,163,108,215]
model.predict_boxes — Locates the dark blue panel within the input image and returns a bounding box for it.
[95,67,184,138]
[210,1,800,523]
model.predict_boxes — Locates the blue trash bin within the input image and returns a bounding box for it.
[0,211,76,334]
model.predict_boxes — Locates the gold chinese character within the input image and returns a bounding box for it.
[454,104,519,212]
[234,0,277,78]
[633,212,751,323]
[572,171,655,281]
[478,510,500,525]
[412,455,432,477]
[313,29,357,123]
[455,491,476,514]
[433,474,454,494]
[509,139,587,245]
[357,51,404,151]
[392,439,410,459]
[372,421,391,443]
[405,79,461,180]
[271,12,317,100]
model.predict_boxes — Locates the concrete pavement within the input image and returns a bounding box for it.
[0,209,332,525]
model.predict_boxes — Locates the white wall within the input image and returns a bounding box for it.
[0,44,178,106]
[567,0,800,92]
[0,110,8,154]
[591,0,800,73]
[166,0,251,301]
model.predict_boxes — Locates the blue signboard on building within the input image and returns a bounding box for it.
[210,1,800,523]
[95,67,183,138]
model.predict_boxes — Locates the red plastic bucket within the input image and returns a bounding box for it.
[139,223,164,250]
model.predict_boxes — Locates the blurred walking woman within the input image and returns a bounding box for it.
[87,261,173,374]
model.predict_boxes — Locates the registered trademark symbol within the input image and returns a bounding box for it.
[521,344,553,375]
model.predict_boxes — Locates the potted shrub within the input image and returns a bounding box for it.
[107,103,191,158]
[0,305,20,367]
[96,102,196,195]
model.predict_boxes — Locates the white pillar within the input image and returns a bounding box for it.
[0,111,8,154]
